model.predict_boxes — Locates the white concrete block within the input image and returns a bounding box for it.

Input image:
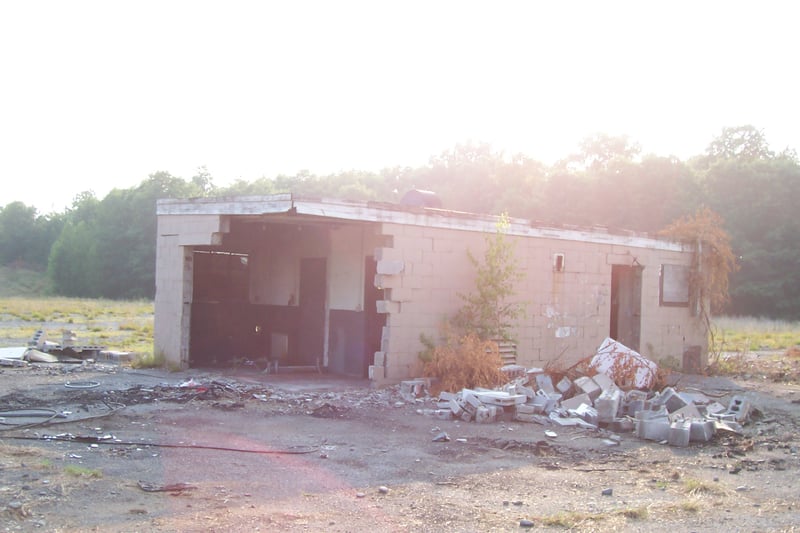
[592,372,617,392]
[596,388,622,424]
[376,259,405,275]
[668,419,691,447]
[574,376,602,402]
[689,419,715,442]
[561,393,592,411]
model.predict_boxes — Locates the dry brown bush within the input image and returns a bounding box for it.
[423,332,505,394]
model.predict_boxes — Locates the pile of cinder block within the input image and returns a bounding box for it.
[430,388,528,424]
[410,368,753,447]
[630,387,750,446]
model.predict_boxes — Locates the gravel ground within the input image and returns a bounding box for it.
[0,362,798,532]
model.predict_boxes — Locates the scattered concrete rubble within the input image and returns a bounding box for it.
[0,329,130,366]
[412,337,756,447]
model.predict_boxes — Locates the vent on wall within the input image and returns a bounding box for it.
[553,253,566,272]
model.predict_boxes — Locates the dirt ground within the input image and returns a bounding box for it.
[1,361,799,532]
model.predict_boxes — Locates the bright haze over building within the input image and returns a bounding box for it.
[1,0,796,214]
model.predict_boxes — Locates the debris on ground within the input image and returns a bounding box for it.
[0,329,131,366]
[410,337,760,448]
[137,481,197,493]
[0,334,768,453]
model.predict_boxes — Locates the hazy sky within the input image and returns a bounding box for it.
[1,1,797,214]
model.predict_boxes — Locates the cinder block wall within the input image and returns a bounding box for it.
[154,214,225,369]
[371,223,706,382]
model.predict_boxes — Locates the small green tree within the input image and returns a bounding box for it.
[421,214,526,391]
[453,213,526,341]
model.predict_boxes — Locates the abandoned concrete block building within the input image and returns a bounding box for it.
[154,193,707,382]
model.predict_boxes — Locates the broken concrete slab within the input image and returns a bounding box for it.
[0,358,27,367]
[26,349,60,363]
[470,389,527,407]
[0,347,27,360]
[589,337,658,389]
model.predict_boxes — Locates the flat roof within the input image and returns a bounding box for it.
[157,194,688,252]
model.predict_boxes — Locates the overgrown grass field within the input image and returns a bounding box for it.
[711,315,800,353]
[0,297,154,358]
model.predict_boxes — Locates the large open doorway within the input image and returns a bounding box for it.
[189,250,258,367]
[186,219,383,375]
[610,265,643,351]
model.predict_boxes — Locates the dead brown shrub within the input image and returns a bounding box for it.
[423,332,505,394]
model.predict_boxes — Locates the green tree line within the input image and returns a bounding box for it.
[1,125,798,318]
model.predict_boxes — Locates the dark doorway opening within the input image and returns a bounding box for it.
[610,265,642,351]
[327,256,386,378]
[297,258,326,366]
[189,250,258,367]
